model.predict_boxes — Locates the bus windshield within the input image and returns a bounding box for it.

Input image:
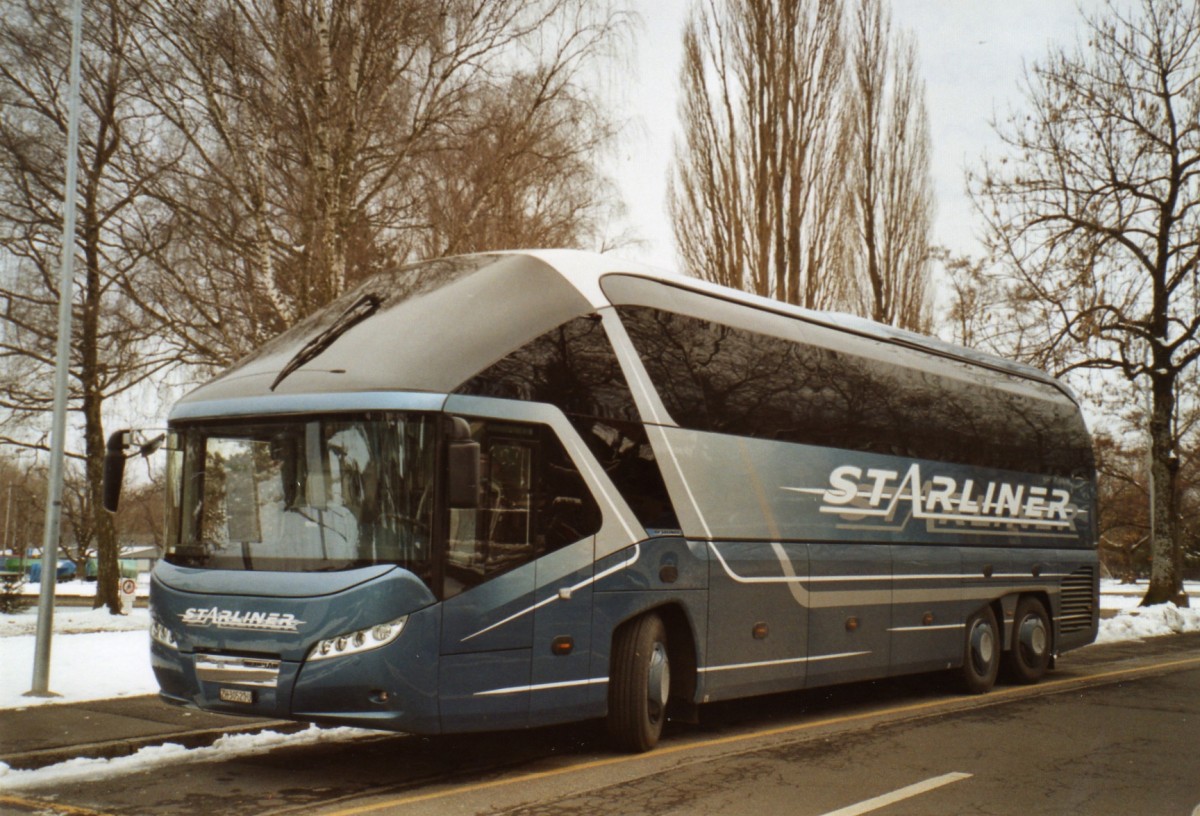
[166,414,436,576]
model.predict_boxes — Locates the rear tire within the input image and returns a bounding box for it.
[959,605,1000,694]
[608,613,670,753]
[1003,596,1052,684]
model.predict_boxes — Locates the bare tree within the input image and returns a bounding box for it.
[418,71,626,258]
[0,0,177,613]
[841,0,933,331]
[937,248,1053,363]
[970,0,1200,605]
[669,0,848,309]
[131,0,630,369]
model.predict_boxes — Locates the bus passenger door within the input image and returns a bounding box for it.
[437,421,605,732]
[438,436,540,732]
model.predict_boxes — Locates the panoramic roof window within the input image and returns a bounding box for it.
[455,316,640,423]
[616,304,1093,479]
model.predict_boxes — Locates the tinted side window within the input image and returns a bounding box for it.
[444,422,602,599]
[455,316,679,531]
[617,305,1092,478]
[456,316,639,422]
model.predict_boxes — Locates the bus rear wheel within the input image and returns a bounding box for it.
[959,605,999,694]
[608,613,670,753]
[1003,596,1051,684]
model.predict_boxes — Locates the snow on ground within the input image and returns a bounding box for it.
[33,574,152,599]
[0,724,380,792]
[0,611,156,710]
[1,577,1199,790]
[1094,579,1200,643]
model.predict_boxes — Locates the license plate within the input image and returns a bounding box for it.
[219,687,255,704]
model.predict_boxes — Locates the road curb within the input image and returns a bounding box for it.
[0,719,306,771]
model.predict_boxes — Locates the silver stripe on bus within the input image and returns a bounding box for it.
[711,543,1068,585]
[832,518,1080,540]
[460,545,641,643]
[888,624,967,633]
[474,677,609,697]
[699,651,871,674]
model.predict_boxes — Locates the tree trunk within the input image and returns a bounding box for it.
[81,187,121,614]
[87,413,121,614]
[1142,374,1184,606]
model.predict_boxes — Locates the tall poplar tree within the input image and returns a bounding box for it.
[841,0,933,331]
[669,0,848,309]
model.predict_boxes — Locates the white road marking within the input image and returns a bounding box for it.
[818,772,973,816]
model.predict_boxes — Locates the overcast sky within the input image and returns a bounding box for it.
[606,0,1106,272]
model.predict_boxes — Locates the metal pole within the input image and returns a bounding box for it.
[28,0,84,698]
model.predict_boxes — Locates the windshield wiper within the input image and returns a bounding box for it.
[270,293,382,391]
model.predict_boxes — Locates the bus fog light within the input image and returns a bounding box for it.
[308,616,408,663]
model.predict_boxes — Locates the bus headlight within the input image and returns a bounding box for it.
[150,620,179,650]
[308,616,408,662]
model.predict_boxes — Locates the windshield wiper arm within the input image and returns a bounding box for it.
[270,293,382,391]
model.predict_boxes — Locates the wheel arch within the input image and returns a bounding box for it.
[610,602,699,710]
[998,590,1054,653]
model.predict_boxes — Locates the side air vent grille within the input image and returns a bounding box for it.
[1059,567,1096,634]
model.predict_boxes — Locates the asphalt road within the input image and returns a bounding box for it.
[5,634,1199,816]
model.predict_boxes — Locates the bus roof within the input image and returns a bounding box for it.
[172,250,1075,418]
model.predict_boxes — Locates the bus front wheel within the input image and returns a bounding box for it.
[1003,596,1051,684]
[959,605,1000,694]
[608,613,670,753]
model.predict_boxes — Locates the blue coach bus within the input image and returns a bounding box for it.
[106,251,1099,752]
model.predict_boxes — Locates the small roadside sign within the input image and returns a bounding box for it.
[119,576,137,615]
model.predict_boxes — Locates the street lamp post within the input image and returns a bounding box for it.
[27,0,84,698]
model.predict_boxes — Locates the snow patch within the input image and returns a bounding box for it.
[0,627,156,710]
[1094,601,1200,643]
[0,725,380,792]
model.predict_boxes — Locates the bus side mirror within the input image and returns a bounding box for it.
[446,416,480,509]
[103,430,130,513]
[103,429,165,513]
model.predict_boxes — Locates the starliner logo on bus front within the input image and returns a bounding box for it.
[180,607,305,633]
[785,462,1081,536]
